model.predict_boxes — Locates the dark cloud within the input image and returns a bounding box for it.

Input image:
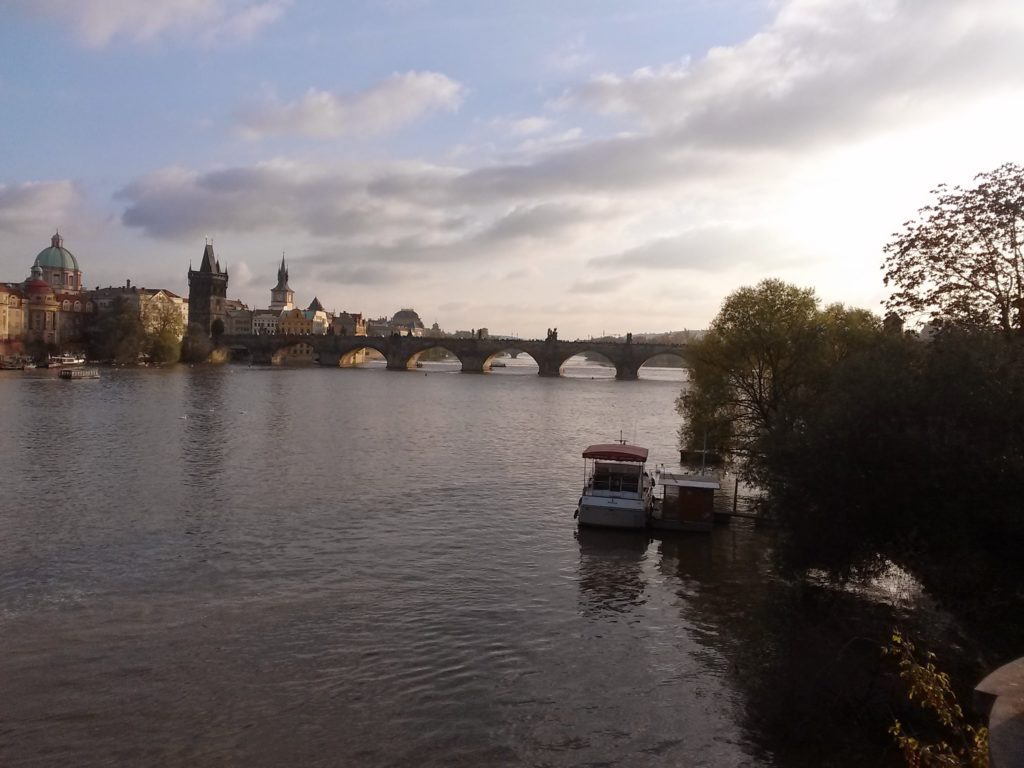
[118,165,464,242]
[476,202,595,244]
[590,226,800,272]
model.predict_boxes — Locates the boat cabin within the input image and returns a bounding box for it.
[582,444,650,495]
[652,472,720,532]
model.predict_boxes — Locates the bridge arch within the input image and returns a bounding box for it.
[482,347,538,373]
[275,341,318,365]
[392,342,464,372]
[227,345,254,364]
[556,349,617,378]
[636,349,690,380]
[311,337,389,368]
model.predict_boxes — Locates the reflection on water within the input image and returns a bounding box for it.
[576,528,650,617]
[0,366,980,768]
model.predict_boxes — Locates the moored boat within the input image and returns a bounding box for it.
[49,353,86,366]
[575,442,655,529]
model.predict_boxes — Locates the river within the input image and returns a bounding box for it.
[0,360,954,767]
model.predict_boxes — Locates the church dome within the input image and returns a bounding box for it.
[34,232,79,272]
[392,308,424,329]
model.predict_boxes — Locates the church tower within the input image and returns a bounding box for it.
[269,253,294,311]
[187,241,229,336]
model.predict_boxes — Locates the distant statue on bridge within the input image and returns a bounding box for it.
[626,332,632,344]
[546,327,558,341]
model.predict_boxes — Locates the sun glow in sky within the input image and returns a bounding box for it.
[2,0,1022,338]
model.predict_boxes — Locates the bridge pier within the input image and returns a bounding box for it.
[458,352,489,373]
[537,358,562,377]
[385,353,414,371]
[615,363,640,381]
[316,351,342,367]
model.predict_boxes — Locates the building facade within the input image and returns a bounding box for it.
[2,232,96,357]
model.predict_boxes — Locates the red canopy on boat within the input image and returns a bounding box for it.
[581,443,649,462]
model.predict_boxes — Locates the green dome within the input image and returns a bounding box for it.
[34,232,79,272]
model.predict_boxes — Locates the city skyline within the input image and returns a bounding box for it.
[2,0,1023,338]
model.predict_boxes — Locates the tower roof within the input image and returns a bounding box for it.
[274,253,291,291]
[198,242,225,274]
[307,296,324,312]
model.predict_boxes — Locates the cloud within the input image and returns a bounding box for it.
[117,162,465,243]
[590,226,803,273]
[487,116,555,138]
[562,0,1024,150]
[476,202,596,244]
[0,180,83,235]
[547,34,592,73]
[236,72,464,139]
[310,263,408,287]
[15,0,288,47]
[569,275,632,295]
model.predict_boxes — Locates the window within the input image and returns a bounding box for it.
[74,301,81,312]
[62,300,70,311]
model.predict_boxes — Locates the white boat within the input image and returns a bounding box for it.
[575,442,655,529]
[49,353,86,366]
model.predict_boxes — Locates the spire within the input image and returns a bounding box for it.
[199,242,216,273]
[273,252,291,290]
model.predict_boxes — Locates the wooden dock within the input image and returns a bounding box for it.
[59,367,100,380]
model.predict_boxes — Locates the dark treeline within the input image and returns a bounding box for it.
[766,325,1024,641]
[677,164,1024,763]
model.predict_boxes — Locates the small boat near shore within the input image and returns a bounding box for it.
[575,441,720,532]
[1,356,35,370]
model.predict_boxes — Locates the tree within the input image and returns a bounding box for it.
[677,279,878,482]
[180,323,213,363]
[763,325,1024,628]
[143,299,184,363]
[884,162,1024,337]
[87,296,145,363]
[884,631,988,768]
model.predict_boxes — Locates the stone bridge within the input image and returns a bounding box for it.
[218,334,691,380]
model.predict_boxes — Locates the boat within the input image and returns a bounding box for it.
[59,367,99,380]
[575,442,655,529]
[1,356,35,370]
[650,471,720,532]
[48,353,86,367]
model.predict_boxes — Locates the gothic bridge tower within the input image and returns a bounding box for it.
[187,242,229,337]
[270,253,294,311]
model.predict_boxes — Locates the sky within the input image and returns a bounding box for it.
[1,0,1022,339]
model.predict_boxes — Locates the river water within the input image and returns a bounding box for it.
[0,360,938,767]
